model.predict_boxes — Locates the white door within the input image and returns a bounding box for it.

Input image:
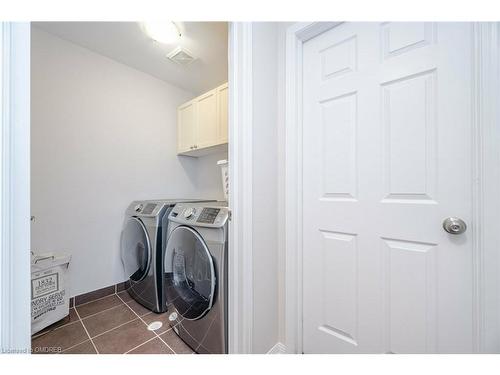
[302,22,474,353]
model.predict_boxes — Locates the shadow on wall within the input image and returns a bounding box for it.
[177,154,198,186]
[179,150,229,202]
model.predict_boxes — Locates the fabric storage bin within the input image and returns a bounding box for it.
[31,252,71,335]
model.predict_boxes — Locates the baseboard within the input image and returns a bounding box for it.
[71,280,130,307]
[267,342,286,354]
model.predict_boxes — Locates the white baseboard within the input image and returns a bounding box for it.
[267,342,286,354]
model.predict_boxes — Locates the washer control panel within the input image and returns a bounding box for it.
[197,208,220,224]
[134,203,157,215]
[128,202,161,217]
[169,203,229,228]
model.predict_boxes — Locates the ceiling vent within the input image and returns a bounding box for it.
[167,46,196,66]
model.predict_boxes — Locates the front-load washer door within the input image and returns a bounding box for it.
[121,217,152,282]
[165,226,216,320]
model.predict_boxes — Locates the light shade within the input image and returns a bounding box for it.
[142,21,180,44]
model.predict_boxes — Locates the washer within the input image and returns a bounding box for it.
[120,199,210,313]
[165,201,229,354]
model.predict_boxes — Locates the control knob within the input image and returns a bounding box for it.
[184,207,196,219]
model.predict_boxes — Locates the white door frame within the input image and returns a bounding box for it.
[227,22,254,354]
[0,22,31,354]
[284,22,500,354]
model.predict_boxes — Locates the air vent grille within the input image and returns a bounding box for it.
[167,46,196,66]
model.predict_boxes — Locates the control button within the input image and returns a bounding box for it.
[134,204,143,212]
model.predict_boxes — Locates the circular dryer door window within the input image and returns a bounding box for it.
[121,217,152,282]
[165,226,216,320]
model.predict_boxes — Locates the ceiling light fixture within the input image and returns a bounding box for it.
[141,21,181,44]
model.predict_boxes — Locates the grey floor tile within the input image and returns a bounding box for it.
[32,321,88,353]
[123,298,153,317]
[82,304,137,338]
[160,329,194,354]
[62,340,97,354]
[117,290,133,303]
[128,338,174,354]
[75,294,123,318]
[92,319,155,354]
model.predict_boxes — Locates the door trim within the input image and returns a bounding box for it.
[284,22,500,354]
[227,22,254,354]
[471,22,500,353]
[0,22,31,353]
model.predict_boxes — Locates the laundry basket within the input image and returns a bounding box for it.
[31,252,71,335]
[217,159,229,201]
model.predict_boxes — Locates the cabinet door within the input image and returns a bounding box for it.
[195,89,218,149]
[177,101,197,153]
[217,83,228,144]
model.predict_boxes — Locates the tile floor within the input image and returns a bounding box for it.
[31,290,194,354]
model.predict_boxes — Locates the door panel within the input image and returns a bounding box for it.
[302,22,473,353]
[318,230,358,347]
[381,22,435,59]
[196,89,218,149]
[165,226,216,320]
[381,70,437,202]
[383,238,437,353]
[178,101,197,153]
[217,83,228,144]
[320,92,357,199]
[121,218,151,282]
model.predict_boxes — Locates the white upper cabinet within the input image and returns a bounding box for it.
[177,100,197,154]
[217,82,228,144]
[177,82,228,156]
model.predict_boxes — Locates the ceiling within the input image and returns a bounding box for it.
[33,22,228,94]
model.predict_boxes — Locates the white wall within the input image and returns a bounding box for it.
[251,22,280,353]
[197,151,228,200]
[31,28,225,297]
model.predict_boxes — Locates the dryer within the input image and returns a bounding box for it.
[120,199,209,313]
[164,201,229,354]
